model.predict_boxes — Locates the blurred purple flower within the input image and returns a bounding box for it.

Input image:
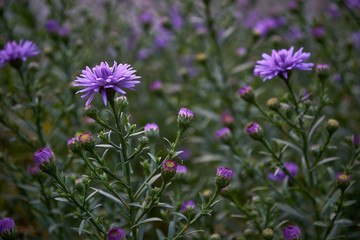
[287,0,298,11]
[150,80,163,91]
[222,110,234,125]
[268,162,298,181]
[144,123,159,132]
[327,4,341,18]
[0,40,40,68]
[179,148,191,160]
[176,165,187,174]
[74,62,141,106]
[169,6,183,30]
[29,164,40,175]
[34,148,54,165]
[179,107,194,118]
[107,227,125,240]
[137,49,149,61]
[283,225,301,240]
[180,200,195,212]
[243,10,260,28]
[139,12,153,24]
[0,218,15,234]
[217,166,234,180]
[253,17,286,37]
[236,47,247,56]
[58,27,70,36]
[311,26,325,38]
[346,0,360,9]
[285,26,302,42]
[216,127,231,140]
[353,134,359,147]
[352,30,360,49]
[254,46,314,81]
[46,19,59,32]
[246,122,260,135]
[154,34,169,49]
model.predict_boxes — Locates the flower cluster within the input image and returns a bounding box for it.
[0,40,40,68]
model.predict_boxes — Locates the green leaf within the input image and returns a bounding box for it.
[130,217,162,229]
[168,221,175,238]
[311,157,339,171]
[78,218,90,235]
[55,197,70,203]
[309,115,326,141]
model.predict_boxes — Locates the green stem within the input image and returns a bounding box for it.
[323,190,345,240]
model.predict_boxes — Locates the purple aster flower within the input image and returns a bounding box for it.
[162,159,178,181]
[243,10,260,29]
[0,40,40,68]
[326,4,341,18]
[136,49,149,61]
[238,85,250,96]
[58,27,70,36]
[246,122,260,135]
[311,26,325,38]
[169,6,183,30]
[0,218,15,234]
[253,17,286,37]
[221,110,234,125]
[287,0,298,11]
[346,0,360,9]
[29,164,40,175]
[154,34,169,49]
[283,225,301,240]
[352,30,360,49]
[150,80,163,91]
[178,107,194,118]
[144,123,159,132]
[107,227,125,240]
[216,166,234,188]
[254,46,314,81]
[176,165,187,174]
[268,162,298,181]
[238,85,254,103]
[34,148,55,165]
[138,12,153,24]
[179,148,191,160]
[180,200,195,212]
[236,47,247,56]
[336,173,350,184]
[46,19,59,32]
[216,127,231,140]
[74,61,141,106]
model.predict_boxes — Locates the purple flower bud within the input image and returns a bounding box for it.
[238,85,255,103]
[216,166,234,188]
[179,148,191,160]
[216,127,231,141]
[58,27,70,36]
[162,159,178,182]
[353,134,359,147]
[221,110,234,125]
[267,162,298,181]
[352,30,360,49]
[283,225,301,240]
[29,164,40,175]
[178,107,194,129]
[176,165,187,174]
[79,132,95,151]
[311,26,325,38]
[287,0,298,11]
[139,12,153,24]
[34,148,55,165]
[336,173,350,191]
[67,136,81,153]
[326,4,341,18]
[0,218,15,234]
[46,19,59,33]
[169,6,183,30]
[236,47,247,56]
[136,49,149,61]
[346,0,360,9]
[150,80,163,91]
[246,122,263,140]
[180,200,195,212]
[144,123,159,140]
[107,227,125,240]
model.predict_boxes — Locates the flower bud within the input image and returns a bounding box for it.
[180,200,195,213]
[83,105,98,119]
[221,110,234,125]
[326,119,339,133]
[144,123,159,141]
[316,63,330,82]
[107,227,125,240]
[67,136,81,153]
[267,97,280,111]
[29,164,40,175]
[150,80,163,92]
[161,159,178,182]
[0,217,17,240]
[34,148,55,166]
[79,132,95,151]
[238,85,255,103]
[215,127,231,143]
[246,122,264,141]
[283,225,301,240]
[139,136,149,145]
[195,53,207,64]
[114,96,129,112]
[336,173,350,191]
[216,166,234,189]
[262,228,274,240]
[178,107,194,130]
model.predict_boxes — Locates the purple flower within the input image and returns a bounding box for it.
[169,6,183,30]
[316,63,330,72]
[144,123,159,132]
[311,26,325,38]
[136,49,149,61]
[238,85,252,98]
[217,166,234,180]
[58,27,70,36]
[179,107,194,118]
[346,0,360,9]
[150,80,163,91]
[180,200,195,212]
[46,19,59,32]
[267,162,298,181]
[352,31,360,49]
[285,26,302,42]
[107,227,125,240]
[154,34,169,49]
[353,134,359,147]
[246,122,260,135]
[0,40,40,68]
[253,17,286,37]
[34,148,54,165]
[0,218,15,234]
[221,110,234,124]
[327,4,341,18]
[243,10,260,29]
[287,0,298,11]
[283,225,301,240]
[179,148,191,160]
[162,159,178,181]
[29,164,40,175]
[176,165,187,174]
[138,12,153,24]
[216,127,231,140]
[67,136,79,147]
[254,46,314,81]
[336,173,350,183]
[74,61,141,106]
[236,47,247,56]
